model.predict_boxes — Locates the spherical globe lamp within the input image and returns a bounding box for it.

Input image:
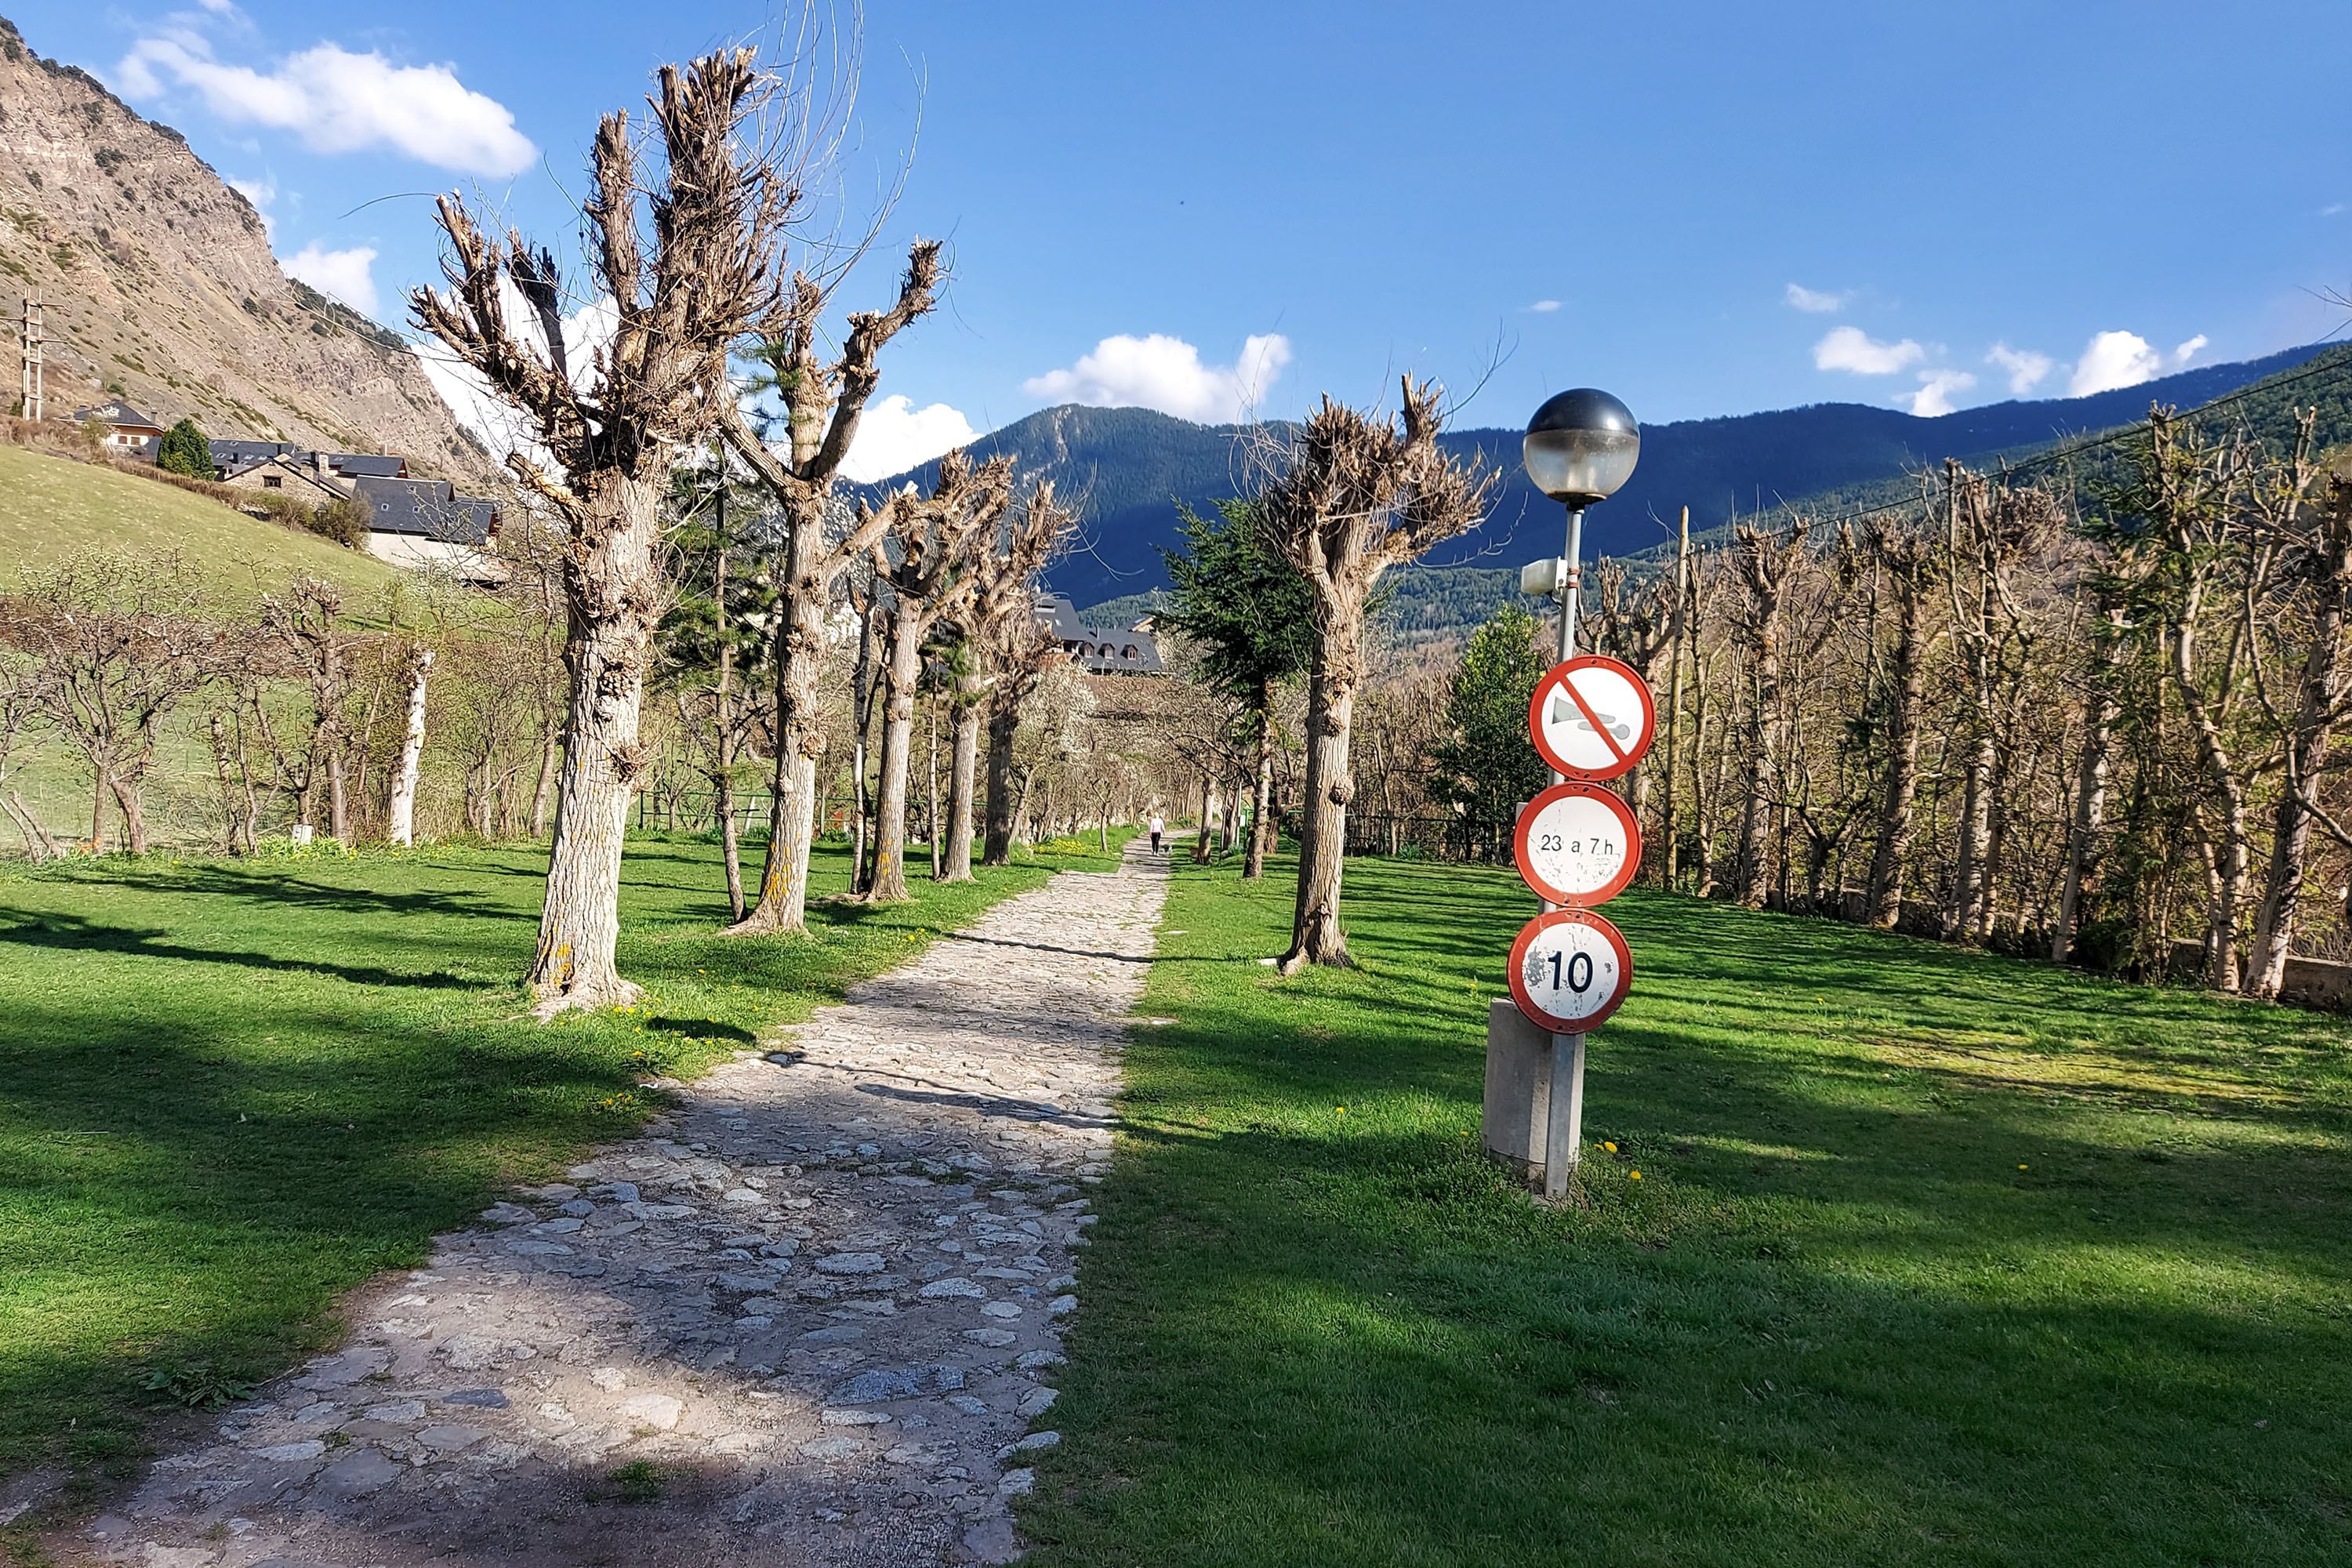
[1523,389,1640,506]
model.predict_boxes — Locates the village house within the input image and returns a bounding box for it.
[1036,591,1163,675]
[70,398,165,458]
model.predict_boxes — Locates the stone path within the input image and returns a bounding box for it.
[70,846,1168,1568]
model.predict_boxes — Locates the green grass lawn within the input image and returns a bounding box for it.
[0,444,398,605]
[1025,856,2352,1567]
[0,833,1119,1491]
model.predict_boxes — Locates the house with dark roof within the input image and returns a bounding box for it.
[1036,591,1163,676]
[71,399,165,459]
[354,476,505,583]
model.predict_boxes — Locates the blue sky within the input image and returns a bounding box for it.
[18,0,2352,473]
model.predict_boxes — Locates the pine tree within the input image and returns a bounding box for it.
[155,418,211,479]
[1429,602,1548,824]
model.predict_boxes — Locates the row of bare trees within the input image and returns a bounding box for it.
[0,552,567,859]
[1574,411,2352,999]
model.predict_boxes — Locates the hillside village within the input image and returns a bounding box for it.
[55,397,505,579]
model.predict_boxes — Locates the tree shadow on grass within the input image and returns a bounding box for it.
[0,909,477,990]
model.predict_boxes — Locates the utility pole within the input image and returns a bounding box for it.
[18,293,44,423]
[1661,505,1691,887]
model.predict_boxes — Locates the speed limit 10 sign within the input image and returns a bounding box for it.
[1515,782,1639,908]
[1530,655,1656,782]
[1508,908,1633,1033]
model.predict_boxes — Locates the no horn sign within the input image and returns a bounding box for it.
[1530,655,1655,782]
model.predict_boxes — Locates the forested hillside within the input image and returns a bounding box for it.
[884,344,2335,608]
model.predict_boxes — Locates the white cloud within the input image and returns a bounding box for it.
[1528,299,1562,314]
[2068,330,2165,397]
[1785,282,1847,314]
[2173,334,2209,367]
[282,241,377,315]
[118,35,534,176]
[1985,342,2054,395]
[840,395,982,483]
[1903,368,1976,417]
[1813,325,1925,376]
[1022,332,1292,423]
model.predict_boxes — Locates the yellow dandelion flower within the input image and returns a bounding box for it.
[1602,1141,1617,1154]
[1628,1171,1642,1181]
[2018,1163,2029,1171]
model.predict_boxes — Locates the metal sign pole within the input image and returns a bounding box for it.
[1546,502,1588,1200]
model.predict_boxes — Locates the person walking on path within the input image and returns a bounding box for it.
[1149,811,1165,855]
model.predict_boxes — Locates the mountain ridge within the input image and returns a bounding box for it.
[0,14,490,480]
[877,344,2333,605]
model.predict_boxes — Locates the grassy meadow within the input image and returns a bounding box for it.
[0,443,398,604]
[0,832,1121,1494]
[1022,855,2352,1567]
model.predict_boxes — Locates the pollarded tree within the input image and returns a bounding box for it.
[721,247,945,934]
[956,481,1076,877]
[412,49,784,1012]
[1156,498,1313,877]
[865,452,1008,902]
[1257,377,1493,971]
[978,487,1081,866]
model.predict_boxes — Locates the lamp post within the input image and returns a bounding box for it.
[1521,388,1641,662]
[1519,388,1639,1197]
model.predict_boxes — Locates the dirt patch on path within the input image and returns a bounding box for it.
[61,847,1166,1567]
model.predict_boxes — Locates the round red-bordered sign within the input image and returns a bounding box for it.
[1529,655,1656,782]
[1508,908,1634,1033]
[1515,782,1642,907]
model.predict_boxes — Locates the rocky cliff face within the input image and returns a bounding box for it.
[0,15,491,480]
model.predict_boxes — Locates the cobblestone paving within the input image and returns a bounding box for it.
[69,848,1167,1568]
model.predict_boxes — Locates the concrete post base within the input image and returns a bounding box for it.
[1482,999,1554,1188]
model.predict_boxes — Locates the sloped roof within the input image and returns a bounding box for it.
[71,399,164,433]
[328,453,407,478]
[354,476,497,545]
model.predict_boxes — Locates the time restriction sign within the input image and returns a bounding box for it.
[1515,782,1641,907]
[1530,654,1655,781]
[1508,908,1634,1033]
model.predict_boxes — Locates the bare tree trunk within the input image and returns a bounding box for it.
[2172,608,2251,992]
[942,702,979,881]
[1192,773,1214,863]
[1865,571,1929,927]
[982,695,1020,866]
[737,555,834,934]
[109,775,147,855]
[866,596,924,903]
[1244,688,1276,880]
[524,481,660,1013]
[387,647,432,848]
[209,711,241,855]
[1223,770,1246,856]
[713,530,745,922]
[2249,499,2352,995]
[2053,612,2124,962]
[1951,735,1994,937]
[1281,618,1359,972]
[5,789,60,861]
[90,765,107,851]
[927,699,942,880]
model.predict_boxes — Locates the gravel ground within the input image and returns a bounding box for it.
[63,845,1167,1567]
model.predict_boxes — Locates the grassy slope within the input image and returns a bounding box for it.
[0,444,397,604]
[0,833,1120,1488]
[1025,857,2352,1567]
